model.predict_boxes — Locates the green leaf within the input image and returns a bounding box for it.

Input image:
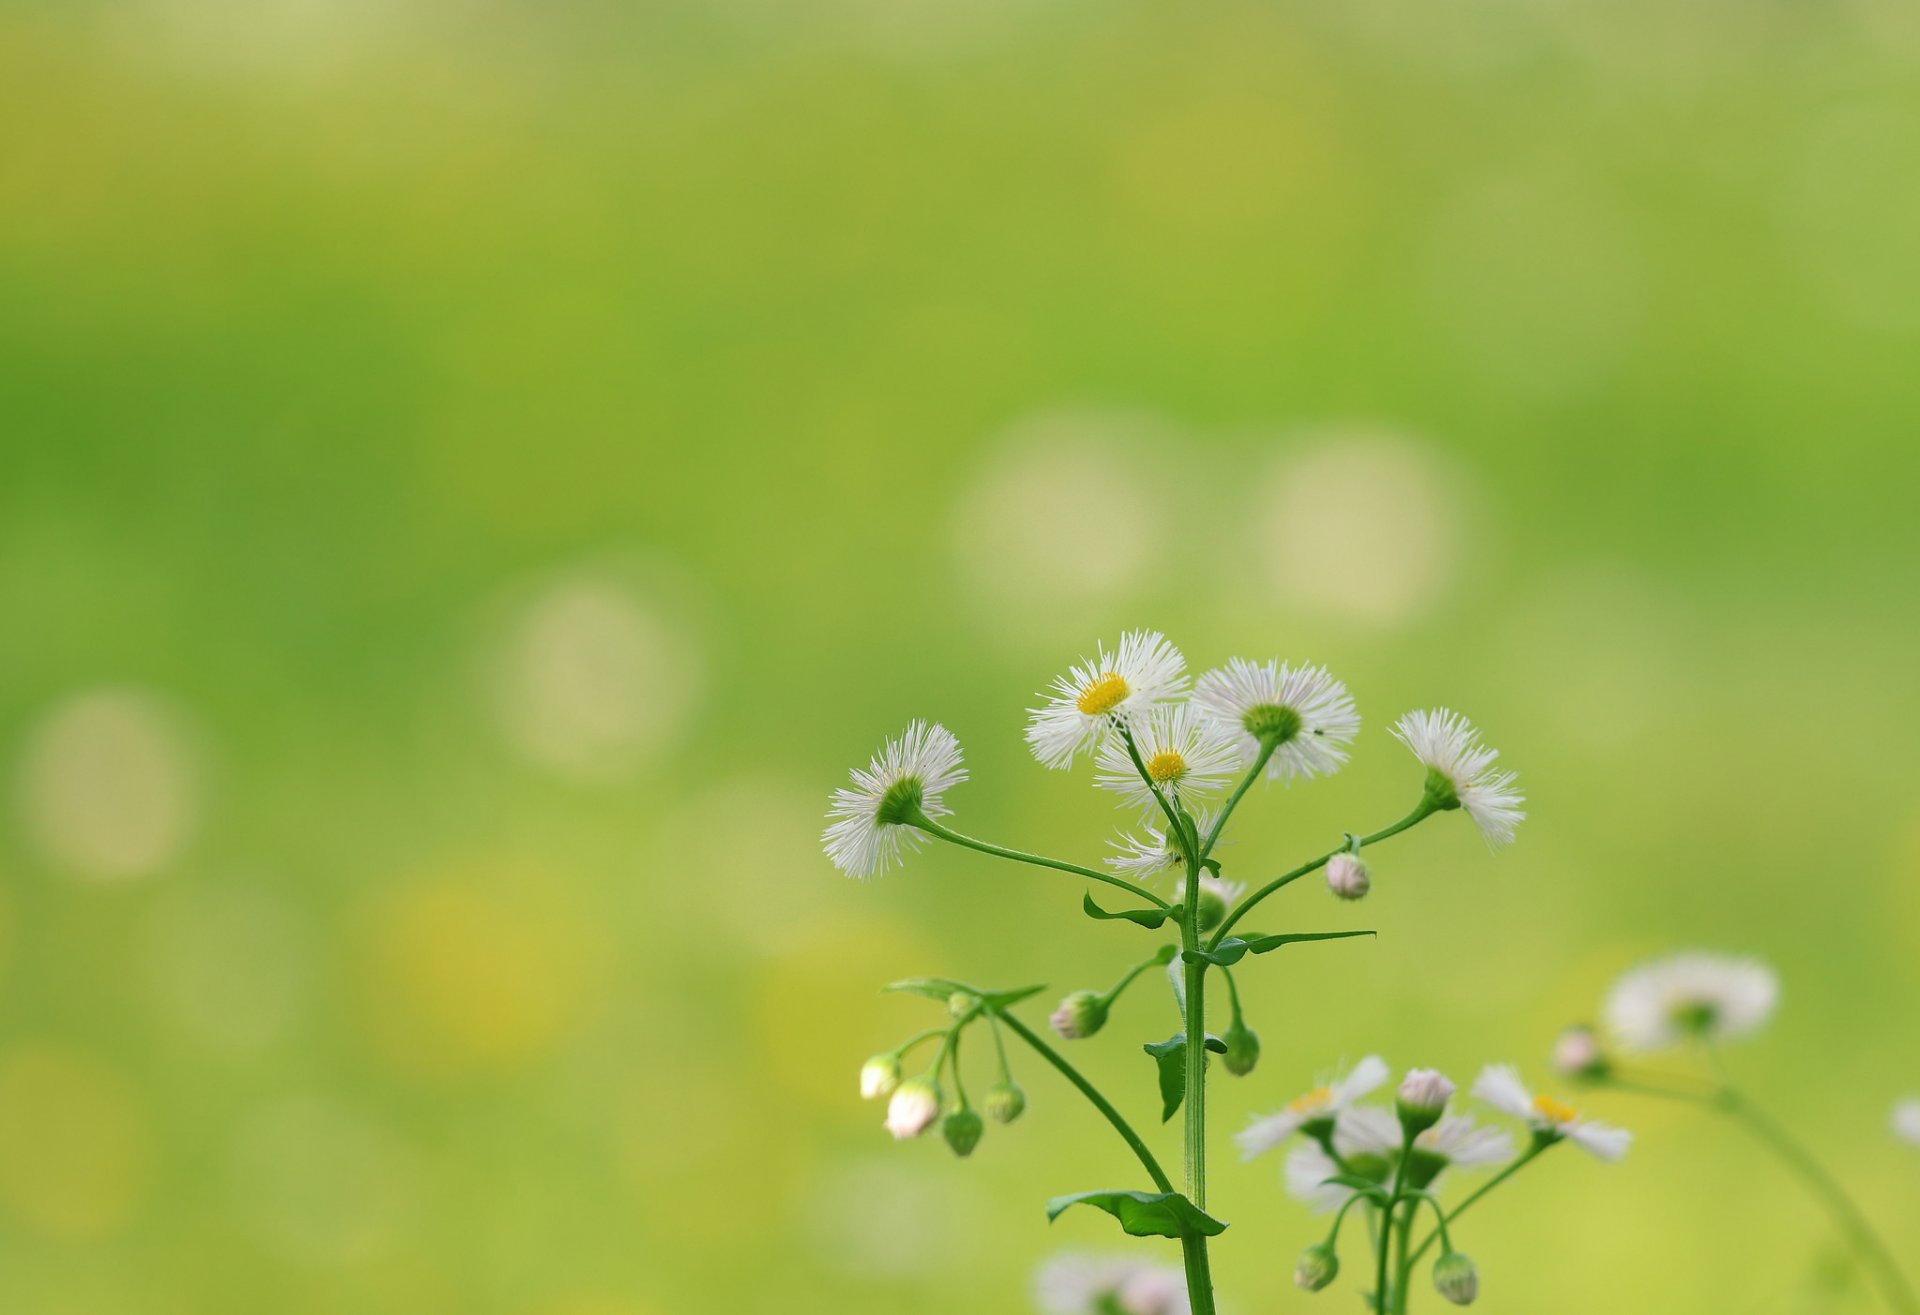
[883,979,1046,1013]
[1143,1033,1230,1121]
[1045,1189,1228,1239]
[1184,930,1376,966]
[1082,892,1171,929]
[981,983,1046,1011]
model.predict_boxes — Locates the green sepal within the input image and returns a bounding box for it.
[1081,892,1173,929]
[1184,930,1377,966]
[884,978,1046,1012]
[1044,1189,1228,1239]
[1319,1173,1392,1202]
[1143,1032,1230,1121]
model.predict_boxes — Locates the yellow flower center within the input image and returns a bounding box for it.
[1145,750,1187,782]
[1076,671,1130,715]
[1532,1094,1579,1124]
[1288,1085,1333,1115]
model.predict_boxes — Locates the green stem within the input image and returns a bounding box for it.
[1118,724,1194,854]
[1209,800,1437,949]
[1200,738,1278,859]
[1104,950,1173,1008]
[985,1012,1013,1082]
[994,1011,1174,1195]
[1178,842,1219,1315]
[910,814,1172,910]
[1391,1205,1413,1314]
[1405,1142,1546,1271]
[1375,1126,1417,1315]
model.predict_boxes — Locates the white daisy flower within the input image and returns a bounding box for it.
[1414,1114,1518,1170]
[1026,630,1189,769]
[822,721,967,878]
[1602,952,1780,1053]
[1192,658,1360,781]
[1094,703,1239,817]
[1280,1106,1513,1213]
[1034,1253,1191,1315]
[1390,708,1525,847]
[1104,809,1217,878]
[1893,1098,1920,1148]
[1283,1139,1355,1214]
[1238,1055,1391,1159]
[1473,1064,1632,1162]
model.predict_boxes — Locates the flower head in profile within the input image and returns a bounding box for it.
[1094,703,1239,816]
[1390,709,1524,847]
[1238,1055,1390,1159]
[1602,952,1780,1052]
[1034,1253,1191,1315]
[1192,658,1360,781]
[1893,1098,1920,1148]
[1026,630,1189,769]
[1105,810,1216,879]
[823,722,967,877]
[1473,1064,1631,1161]
[1280,1102,1512,1212]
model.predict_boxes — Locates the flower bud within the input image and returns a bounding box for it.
[1396,1067,1455,1135]
[942,1107,984,1158]
[985,1079,1027,1124]
[1186,877,1232,934]
[1433,1251,1479,1305]
[947,991,978,1019]
[1551,1025,1609,1082]
[1222,1020,1260,1077]
[860,1053,902,1101]
[1325,852,1370,901]
[1050,990,1110,1040]
[1294,1242,1340,1293]
[884,1076,942,1139]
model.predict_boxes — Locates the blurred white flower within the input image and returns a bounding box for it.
[1893,1098,1920,1147]
[1094,703,1238,818]
[1283,1139,1353,1213]
[1390,709,1525,847]
[1034,1252,1190,1315]
[1191,658,1360,781]
[1026,630,1188,769]
[823,722,967,877]
[1473,1064,1631,1162]
[1603,952,1780,1052]
[1239,1055,1390,1159]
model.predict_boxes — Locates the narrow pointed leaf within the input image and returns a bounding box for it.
[1082,892,1172,929]
[981,983,1047,1011]
[1045,1189,1228,1239]
[1240,930,1376,955]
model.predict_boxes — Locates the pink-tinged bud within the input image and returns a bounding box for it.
[1551,1025,1609,1082]
[1326,853,1370,901]
[1396,1067,1455,1134]
[1433,1251,1479,1305]
[860,1053,902,1100]
[884,1077,943,1139]
[1049,990,1109,1040]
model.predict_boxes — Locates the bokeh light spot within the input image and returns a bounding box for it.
[146,881,309,1052]
[229,1096,420,1265]
[0,1046,149,1239]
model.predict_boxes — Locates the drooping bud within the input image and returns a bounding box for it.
[1551,1025,1609,1082]
[984,1079,1027,1124]
[1222,1019,1261,1077]
[1396,1067,1455,1135]
[1050,990,1110,1040]
[860,1052,902,1101]
[884,1077,943,1139]
[942,1107,984,1157]
[1325,852,1371,901]
[1294,1242,1340,1293]
[1433,1251,1479,1305]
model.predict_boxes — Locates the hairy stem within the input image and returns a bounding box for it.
[910,814,1172,910]
[1209,801,1436,948]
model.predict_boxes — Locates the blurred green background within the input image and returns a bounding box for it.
[4,0,1920,1311]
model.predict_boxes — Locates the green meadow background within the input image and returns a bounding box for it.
[4,1,1920,1311]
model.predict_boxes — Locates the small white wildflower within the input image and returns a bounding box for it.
[1026,630,1189,769]
[1094,702,1239,817]
[822,721,967,877]
[1414,1113,1517,1170]
[1238,1055,1390,1159]
[1105,809,1216,879]
[1473,1064,1631,1162]
[1034,1253,1191,1315]
[1390,709,1524,847]
[1893,1098,1920,1148]
[1603,952,1780,1053]
[1191,658,1360,781]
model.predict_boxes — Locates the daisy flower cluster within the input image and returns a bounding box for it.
[1245,1058,1625,1310]
[825,631,1528,1315]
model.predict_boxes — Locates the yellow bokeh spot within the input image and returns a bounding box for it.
[0,1045,148,1238]
[1075,671,1129,715]
[1533,1094,1580,1125]
[358,867,606,1076]
[1145,750,1187,783]
[1288,1085,1333,1115]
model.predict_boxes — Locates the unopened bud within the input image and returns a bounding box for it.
[1222,1020,1261,1077]
[1396,1067,1455,1135]
[1326,852,1370,901]
[947,991,978,1018]
[1050,990,1110,1040]
[860,1053,902,1101]
[1294,1242,1340,1293]
[1186,876,1234,934]
[884,1077,942,1140]
[942,1107,984,1158]
[985,1079,1027,1124]
[1551,1025,1609,1082]
[1433,1251,1479,1305]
